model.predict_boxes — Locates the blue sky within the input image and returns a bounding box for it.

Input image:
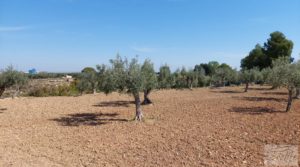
[0,0,299,72]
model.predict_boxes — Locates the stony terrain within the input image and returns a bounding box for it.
[0,86,299,167]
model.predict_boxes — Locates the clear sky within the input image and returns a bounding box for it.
[0,0,299,72]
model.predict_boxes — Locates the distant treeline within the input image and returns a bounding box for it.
[27,72,81,79]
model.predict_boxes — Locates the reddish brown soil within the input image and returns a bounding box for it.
[0,86,299,167]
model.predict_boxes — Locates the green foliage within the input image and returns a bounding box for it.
[126,58,144,95]
[141,59,158,91]
[77,67,98,94]
[194,67,208,87]
[239,68,260,84]
[186,69,199,88]
[241,31,294,70]
[267,57,300,111]
[81,67,96,73]
[110,55,128,92]
[76,78,92,94]
[171,68,202,89]
[97,55,148,120]
[99,56,152,96]
[0,65,28,97]
[268,57,300,89]
[241,44,267,70]
[158,64,173,89]
[98,65,116,94]
[0,66,28,87]
[260,67,272,84]
[172,68,188,89]
[195,61,219,76]
[264,31,294,65]
[212,63,236,86]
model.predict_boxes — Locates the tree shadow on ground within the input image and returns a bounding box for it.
[229,107,284,115]
[211,90,243,94]
[93,101,134,108]
[248,87,272,91]
[50,112,128,126]
[233,96,287,102]
[0,108,7,111]
[262,92,287,95]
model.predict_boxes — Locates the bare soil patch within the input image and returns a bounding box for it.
[0,86,299,166]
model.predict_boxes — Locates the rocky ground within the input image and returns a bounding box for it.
[0,86,299,167]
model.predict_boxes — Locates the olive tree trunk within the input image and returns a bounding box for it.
[244,82,249,92]
[142,89,152,105]
[134,94,143,121]
[286,88,293,112]
[189,81,193,90]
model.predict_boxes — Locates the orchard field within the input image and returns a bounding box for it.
[0,86,299,167]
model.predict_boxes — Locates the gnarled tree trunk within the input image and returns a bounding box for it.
[134,94,143,121]
[244,82,249,92]
[142,89,152,105]
[286,88,293,112]
[0,86,5,98]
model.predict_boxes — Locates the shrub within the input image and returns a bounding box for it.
[0,65,28,97]
[27,84,79,97]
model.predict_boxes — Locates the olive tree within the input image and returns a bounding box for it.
[172,68,188,89]
[76,78,92,95]
[0,66,28,98]
[126,58,145,120]
[158,64,173,89]
[100,56,152,121]
[269,57,300,112]
[212,63,235,87]
[141,59,158,105]
[239,68,260,92]
[260,67,272,84]
[186,69,199,89]
[78,67,98,94]
[193,66,207,87]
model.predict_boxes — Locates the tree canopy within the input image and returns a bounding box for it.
[241,31,294,70]
[158,64,173,89]
[267,57,300,111]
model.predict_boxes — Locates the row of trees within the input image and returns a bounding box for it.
[240,31,299,112]
[75,57,253,121]
[77,31,297,116]
[1,31,298,119]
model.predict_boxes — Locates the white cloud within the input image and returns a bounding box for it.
[0,26,30,32]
